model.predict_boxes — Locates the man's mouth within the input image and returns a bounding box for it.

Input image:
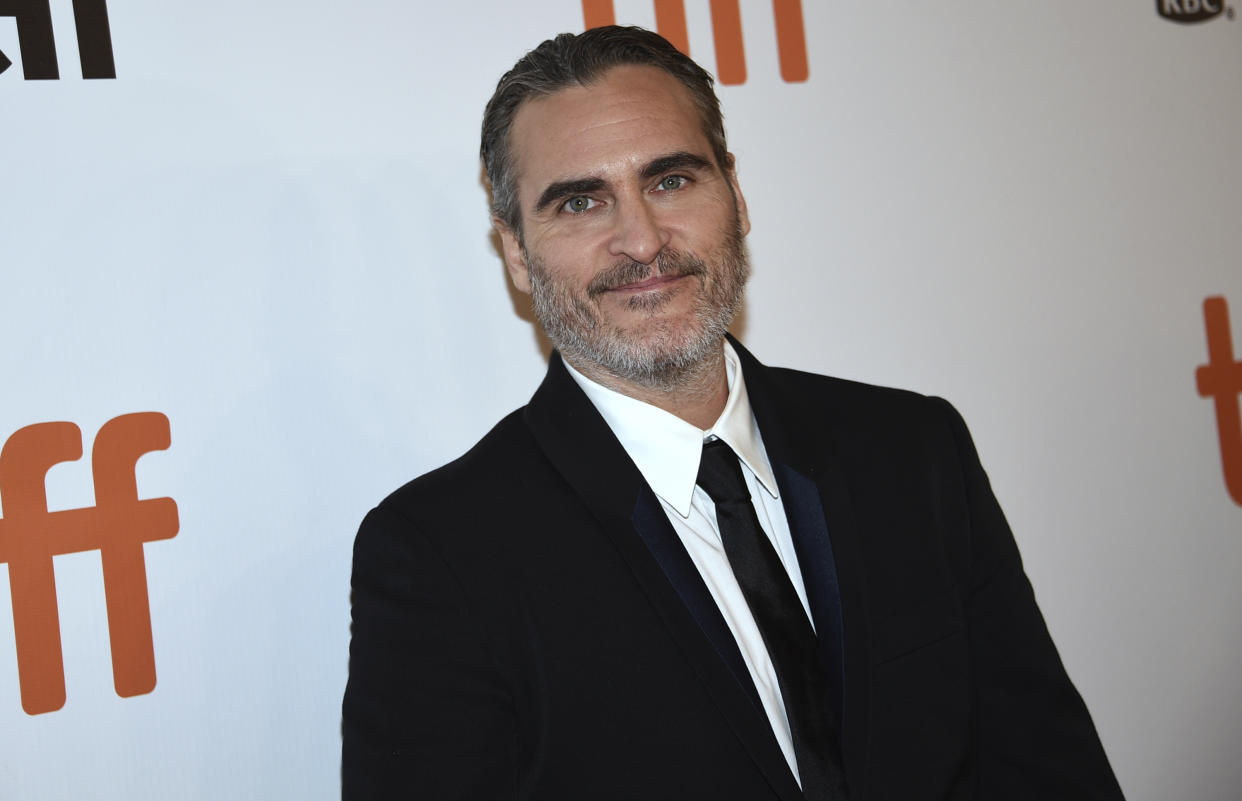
[609,273,688,294]
[588,251,706,298]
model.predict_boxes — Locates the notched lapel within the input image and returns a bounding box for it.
[521,354,806,801]
[774,464,845,724]
[734,338,875,798]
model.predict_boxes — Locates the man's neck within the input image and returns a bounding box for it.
[566,348,729,430]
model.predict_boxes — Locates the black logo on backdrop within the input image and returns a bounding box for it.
[0,0,115,79]
[1156,0,1231,23]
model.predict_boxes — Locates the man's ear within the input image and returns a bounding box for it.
[494,217,532,294]
[724,152,751,238]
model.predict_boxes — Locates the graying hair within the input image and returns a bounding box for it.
[480,26,730,237]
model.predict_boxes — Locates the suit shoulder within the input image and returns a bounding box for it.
[762,363,952,424]
[375,406,545,520]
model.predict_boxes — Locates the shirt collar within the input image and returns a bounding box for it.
[563,341,781,518]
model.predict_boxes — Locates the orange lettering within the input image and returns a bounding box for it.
[654,0,689,55]
[1195,297,1242,506]
[709,0,746,85]
[773,0,808,82]
[0,412,178,714]
[581,0,615,29]
[582,0,808,85]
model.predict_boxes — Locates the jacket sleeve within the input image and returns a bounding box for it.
[932,397,1125,800]
[341,503,520,800]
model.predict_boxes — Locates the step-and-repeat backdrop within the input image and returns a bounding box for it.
[2,2,1240,798]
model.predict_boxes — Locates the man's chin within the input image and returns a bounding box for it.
[583,326,724,385]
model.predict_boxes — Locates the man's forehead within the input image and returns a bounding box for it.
[507,65,712,192]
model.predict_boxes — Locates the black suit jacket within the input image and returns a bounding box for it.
[343,341,1123,800]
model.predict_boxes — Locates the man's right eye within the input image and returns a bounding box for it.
[562,196,597,214]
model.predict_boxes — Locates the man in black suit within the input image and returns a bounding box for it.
[343,26,1124,800]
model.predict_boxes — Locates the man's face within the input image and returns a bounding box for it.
[496,64,751,389]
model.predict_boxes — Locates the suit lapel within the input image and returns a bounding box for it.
[629,486,763,714]
[773,464,845,725]
[734,338,874,797]
[522,353,804,801]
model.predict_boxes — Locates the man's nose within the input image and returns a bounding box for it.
[607,198,670,265]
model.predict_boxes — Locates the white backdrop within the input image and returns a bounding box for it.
[2,1,1240,798]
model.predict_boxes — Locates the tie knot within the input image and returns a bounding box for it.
[696,439,751,504]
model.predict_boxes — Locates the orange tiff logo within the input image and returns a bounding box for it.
[582,0,809,84]
[0,412,178,714]
[1196,297,1242,507]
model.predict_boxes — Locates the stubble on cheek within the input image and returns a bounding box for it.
[524,220,749,389]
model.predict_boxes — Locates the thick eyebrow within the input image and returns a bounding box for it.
[531,152,717,216]
[533,177,606,215]
[639,151,715,181]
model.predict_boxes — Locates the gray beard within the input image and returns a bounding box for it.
[527,227,750,393]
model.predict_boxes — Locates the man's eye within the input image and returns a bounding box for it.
[656,176,687,191]
[562,196,597,213]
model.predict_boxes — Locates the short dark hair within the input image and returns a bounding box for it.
[481,26,730,236]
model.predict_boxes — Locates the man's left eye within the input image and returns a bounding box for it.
[562,196,597,213]
[656,176,687,191]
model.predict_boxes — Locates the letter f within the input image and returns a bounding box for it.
[1196,296,1242,506]
[0,422,82,713]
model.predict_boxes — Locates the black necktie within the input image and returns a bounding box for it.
[696,439,849,800]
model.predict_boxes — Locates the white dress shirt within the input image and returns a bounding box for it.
[564,341,811,783]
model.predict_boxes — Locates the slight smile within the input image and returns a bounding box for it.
[607,273,692,295]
